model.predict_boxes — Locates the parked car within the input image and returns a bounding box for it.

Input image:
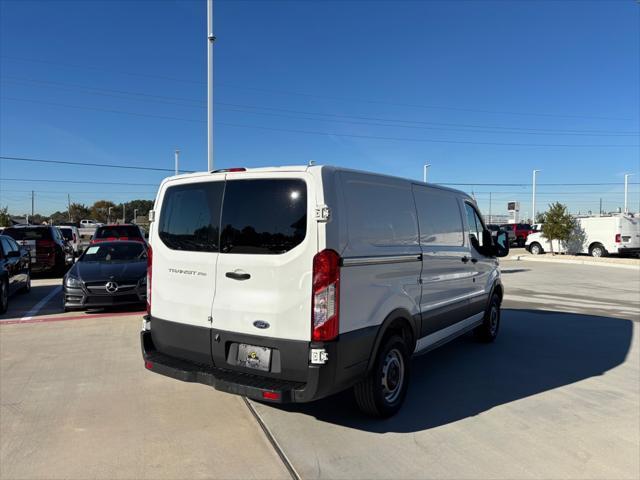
[91,224,145,245]
[2,225,71,274]
[63,241,148,311]
[0,234,31,314]
[141,165,509,418]
[499,223,534,247]
[80,219,102,228]
[58,225,81,257]
[487,224,516,243]
[532,223,544,232]
[526,215,640,257]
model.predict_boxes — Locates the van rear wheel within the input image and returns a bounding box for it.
[354,335,410,418]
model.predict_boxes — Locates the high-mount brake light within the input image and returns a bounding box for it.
[311,249,340,342]
[212,167,246,173]
[146,245,153,315]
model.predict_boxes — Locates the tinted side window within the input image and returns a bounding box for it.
[220,179,307,254]
[159,182,224,252]
[343,176,419,248]
[1,237,13,256]
[412,187,464,246]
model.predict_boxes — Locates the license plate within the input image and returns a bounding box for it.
[237,343,271,372]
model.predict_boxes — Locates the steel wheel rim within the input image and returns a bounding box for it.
[489,305,499,335]
[381,348,405,403]
[593,247,602,257]
[532,245,540,254]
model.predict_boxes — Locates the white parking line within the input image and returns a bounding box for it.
[20,286,62,322]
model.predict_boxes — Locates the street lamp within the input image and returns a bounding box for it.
[133,209,138,224]
[423,164,431,183]
[532,169,541,223]
[108,206,113,224]
[624,173,634,214]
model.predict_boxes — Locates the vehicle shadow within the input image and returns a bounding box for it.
[276,309,633,433]
[500,268,530,274]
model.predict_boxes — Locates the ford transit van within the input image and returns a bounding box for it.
[141,165,509,417]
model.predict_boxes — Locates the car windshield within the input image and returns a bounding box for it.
[3,227,52,241]
[95,225,142,239]
[80,243,146,263]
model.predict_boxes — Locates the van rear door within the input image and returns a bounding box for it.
[211,172,316,343]
[620,216,640,249]
[150,178,224,364]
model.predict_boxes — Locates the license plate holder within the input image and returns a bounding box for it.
[237,343,271,372]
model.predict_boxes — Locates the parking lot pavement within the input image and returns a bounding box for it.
[249,260,640,480]
[0,281,290,480]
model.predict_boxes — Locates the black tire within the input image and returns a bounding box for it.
[0,278,8,315]
[354,335,411,418]
[589,243,608,258]
[474,293,501,343]
[19,271,31,294]
[529,242,543,255]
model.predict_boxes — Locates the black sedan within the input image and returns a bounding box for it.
[0,235,31,314]
[63,241,148,311]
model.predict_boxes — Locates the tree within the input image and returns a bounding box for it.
[49,211,69,225]
[0,206,10,227]
[69,203,91,223]
[90,200,117,223]
[541,202,575,254]
[535,211,547,224]
[124,199,154,222]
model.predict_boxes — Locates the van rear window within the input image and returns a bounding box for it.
[3,227,52,241]
[159,182,224,252]
[220,179,307,254]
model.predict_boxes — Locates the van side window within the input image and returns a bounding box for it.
[343,179,419,247]
[220,179,307,254]
[464,203,486,249]
[158,182,224,252]
[412,186,464,246]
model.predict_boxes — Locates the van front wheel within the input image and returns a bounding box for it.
[354,335,410,418]
[474,293,501,343]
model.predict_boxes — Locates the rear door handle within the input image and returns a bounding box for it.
[226,271,251,281]
[461,256,470,263]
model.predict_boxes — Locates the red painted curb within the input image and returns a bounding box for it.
[0,311,143,326]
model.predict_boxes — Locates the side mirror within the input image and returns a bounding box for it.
[495,231,510,257]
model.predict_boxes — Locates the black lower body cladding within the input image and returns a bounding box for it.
[142,316,378,403]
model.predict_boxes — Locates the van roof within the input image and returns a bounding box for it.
[160,164,473,200]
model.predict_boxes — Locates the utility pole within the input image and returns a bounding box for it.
[175,149,180,175]
[532,169,541,223]
[489,192,492,224]
[134,209,138,224]
[423,164,431,183]
[108,206,113,224]
[68,194,72,221]
[624,173,634,214]
[599,198,602,216]
[31,190,34,218]
[207,0,215,171]
[122,203,126,223]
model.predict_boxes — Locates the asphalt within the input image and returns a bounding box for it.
[1,260,639,479]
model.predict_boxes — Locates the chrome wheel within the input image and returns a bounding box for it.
[591,246,603,257]
[381,348,405,403]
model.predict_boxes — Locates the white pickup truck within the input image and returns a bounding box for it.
[78,219,103,240]
[526,215,640,257]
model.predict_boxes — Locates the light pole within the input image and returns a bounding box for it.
[175,149,180,175]
[532,169,541,223]
[108,206,113,224]
[134,209,138,224]
[624,173,634,214]
[423,164,431,183]
[207,0,215,171]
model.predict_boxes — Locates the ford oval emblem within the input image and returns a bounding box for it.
[253,320,270,329]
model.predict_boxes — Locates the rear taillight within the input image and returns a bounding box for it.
[615,233,621,243]
[146,245,152,315]
[312,249,340,342]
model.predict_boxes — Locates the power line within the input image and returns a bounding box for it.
[0,155,195,173]
[3,76,638,136]
[0,177,158,186]
[2,55,634,122]
[437,182,640,186]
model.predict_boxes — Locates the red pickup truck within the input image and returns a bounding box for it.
[499,223,534,247]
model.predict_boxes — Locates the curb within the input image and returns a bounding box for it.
[509,255,640,270]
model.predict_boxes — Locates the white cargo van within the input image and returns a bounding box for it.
[141,166,509,417]
[526,215,640,257]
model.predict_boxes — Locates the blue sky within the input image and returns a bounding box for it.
[1,0,638,218]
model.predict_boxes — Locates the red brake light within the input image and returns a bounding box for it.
[312,249,340,342]
[146,245,152,315]
[145,361,153,369]
[615,233,621,243]
[212,167,246,173]
[261,391,280,400]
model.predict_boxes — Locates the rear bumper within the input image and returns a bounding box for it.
[141,317,376,404]
[617,247,640,255]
